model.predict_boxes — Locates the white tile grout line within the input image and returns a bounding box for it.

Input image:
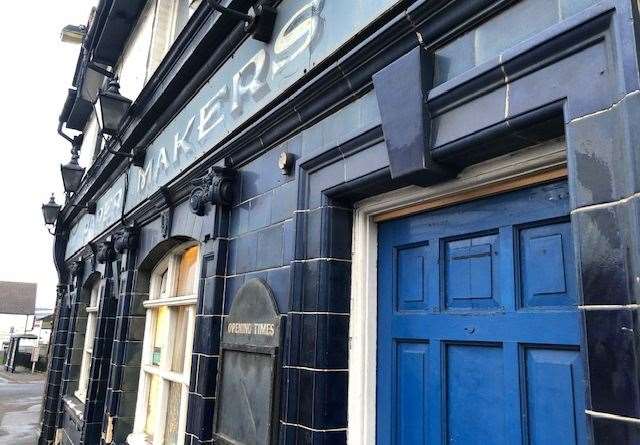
[571,191,640,214]
[280,420,347,433]
[570,90,640,123]
[283,365,349,372]
[579,304,640,310]
[586,410,640,425]
[291,258,352,263]
[500,55,510,120]
[288,311,350,316]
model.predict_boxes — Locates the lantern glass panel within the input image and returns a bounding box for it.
[42,201,60,225]
[61,162,85,193]
[98,92,131,136]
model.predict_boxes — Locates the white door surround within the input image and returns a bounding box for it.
[346,139,567,444]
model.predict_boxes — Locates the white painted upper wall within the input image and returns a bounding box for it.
[80,0,200,165]
[118,0,155,102]
[79,113,100,166]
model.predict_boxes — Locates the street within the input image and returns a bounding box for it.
[0,368,44,445]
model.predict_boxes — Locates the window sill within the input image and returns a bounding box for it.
[73,390,86,404]
[126,432,152,445]
[143,294,197,308]
[62,395,85,422]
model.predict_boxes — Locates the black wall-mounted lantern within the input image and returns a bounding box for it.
[60,136,86,194]
[93,76,147,167]
[41,193,96,235]
[206,1,277,43]
[97,77,132,136]
[42,194,62,228]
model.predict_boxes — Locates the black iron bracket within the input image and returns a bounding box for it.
[206,1,277,43]
[103,143,146,167]
[65,200,97,215]
[83,201,97,215]
[189,166,236,216]
[87,62,115,79]
[57,121,80,145]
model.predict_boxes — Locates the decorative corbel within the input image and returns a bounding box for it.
[88,242,98,272]
[114,224,139,254]
[68,258,84,284]
[97,239,116,264]
[56,284,67,301]
[66,258,84,294]
[189,166,235,216]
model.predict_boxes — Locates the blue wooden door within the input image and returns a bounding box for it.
[377,181,587,445]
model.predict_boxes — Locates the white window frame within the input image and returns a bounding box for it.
[128,243,200,445]
[347,140,567,444]
[75,281,100,403]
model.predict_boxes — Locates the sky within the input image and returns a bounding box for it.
[0,1,97,310]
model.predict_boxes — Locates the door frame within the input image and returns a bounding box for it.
[347,138,567,445]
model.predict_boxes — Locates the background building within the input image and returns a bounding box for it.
[0,281,37,344]
[40,0,640,444]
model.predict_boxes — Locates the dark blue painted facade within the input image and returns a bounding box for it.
[40,0,640,444]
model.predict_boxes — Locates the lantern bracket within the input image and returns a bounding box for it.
[206,1,277,42]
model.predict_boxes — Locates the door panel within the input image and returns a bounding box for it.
[524,347,586,445]
[519,222,576,308]
[395,342,429,444]
[377,182,587,445]
[446,343,505,445]
[444,233,500,309]
[396,243,429,311]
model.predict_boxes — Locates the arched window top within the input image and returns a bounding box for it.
[149,244,200,302]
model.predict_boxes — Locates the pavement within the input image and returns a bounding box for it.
[0,366,45,445]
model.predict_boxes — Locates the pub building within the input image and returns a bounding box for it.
[39,0,640,444]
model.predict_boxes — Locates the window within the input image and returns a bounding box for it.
[128,245,200,445]
[116,0,201,103]
[75,281,100,402]
[147,0,201,77]
[79,114,102,166]
[118,0,156,101]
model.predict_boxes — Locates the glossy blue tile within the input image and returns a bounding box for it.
[592,417,640,444]
[307,161,346,209]
[234,232,258,274]
[271,180,297,224]
[196,355,218,398]
[193,316,222,355]
[266,266,291,313]
[283,219,295,264]
[584,308,640,418]
[200,276,224,316]
[257,224,285,270]
[248,193,272,232]
[574,205,633,306]
[223,275,245,315]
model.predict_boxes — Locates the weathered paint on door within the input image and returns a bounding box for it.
[377,181,587,444]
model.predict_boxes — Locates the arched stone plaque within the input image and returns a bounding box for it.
[213,278,283,445]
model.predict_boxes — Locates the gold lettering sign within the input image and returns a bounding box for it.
[227,322,276,336]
